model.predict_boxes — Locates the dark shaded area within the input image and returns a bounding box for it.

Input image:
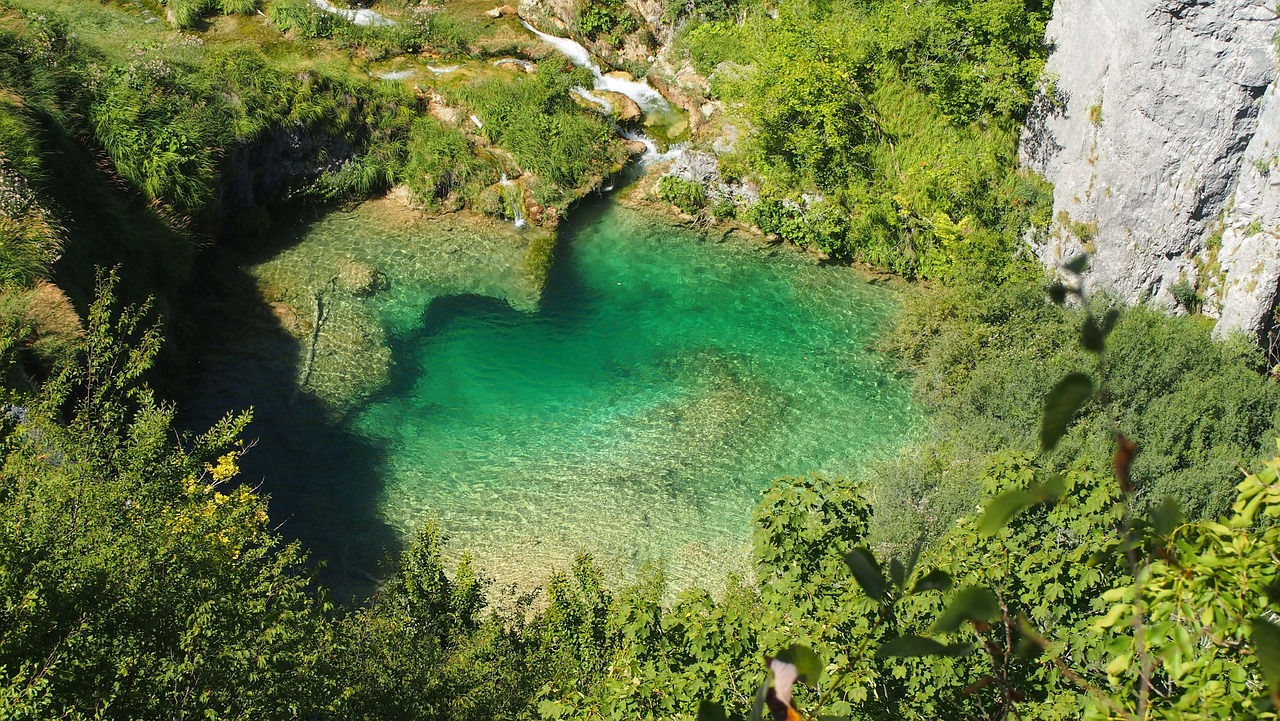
[178,219,398,602]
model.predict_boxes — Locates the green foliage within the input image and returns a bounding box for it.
[575,0,640,44]
[657,175,707,214]
[872,274,1280,550]
[403,116,495,208]
[90,61,223,216]
[334,9,477,60]
[164,0,260,29]
[267,0,340,38]
[452,59,625,196]
[683,0,1054,280]
[0,274,329,718]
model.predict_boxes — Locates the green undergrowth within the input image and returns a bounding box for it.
[675,0,1053,281]
[5,278,1278,719]
[447,58,628,206]
[870,275,1280,556]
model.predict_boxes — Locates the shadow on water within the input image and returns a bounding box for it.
[178,215,400,603]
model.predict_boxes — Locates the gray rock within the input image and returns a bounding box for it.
[667,150,759,207]
[1021,0,1279,339]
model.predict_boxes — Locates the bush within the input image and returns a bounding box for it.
[402,117,494,208]
[656,175,706,214]
[575,0,640,44]
[452,59,623,193]
[268,0,340,38]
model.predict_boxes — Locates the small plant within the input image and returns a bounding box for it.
[1168,278,1200,313]
[656,175,706,215]
[574,0,639,44]
[1087,102,1103,126]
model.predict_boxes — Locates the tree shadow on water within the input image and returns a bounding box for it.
[177,235,400,604]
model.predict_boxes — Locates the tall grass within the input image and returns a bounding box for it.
[402,117,495,208]
[165,0,261,29]
[452,60,624,195]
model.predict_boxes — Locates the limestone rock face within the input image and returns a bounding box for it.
[1020,0,1279,340]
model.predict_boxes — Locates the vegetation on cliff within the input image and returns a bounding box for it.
[662,0,1054,281]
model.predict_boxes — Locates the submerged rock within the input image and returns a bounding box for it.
[336,259,390,297]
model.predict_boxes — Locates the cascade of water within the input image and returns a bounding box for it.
[500,174,527,229]
[519,21,671,114]
[621,130,685,166]
[311,0,395,27]
[572,88,614,113]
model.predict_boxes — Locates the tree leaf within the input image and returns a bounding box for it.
[876,635,972,658]
[1041,373,1094,451]
[911,568,953,594]
[978,489,1036,535]
[1251,617,1280,692]
[1062,254,1089,274]
[843,547,887,601]
[1150,497,1184,536]
[931,587,1001,635]
[889,558,906,590]
[697,701,728,721]
[775,644,823,685]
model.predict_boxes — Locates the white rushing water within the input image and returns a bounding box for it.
[376,69,416,81]
[311,0,396,27]
[500,173,527,228]
[519,20,672,114]
[572,88,614,114]
[621,130,684,165]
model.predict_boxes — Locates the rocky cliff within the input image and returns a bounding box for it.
[1021,0,1280,347]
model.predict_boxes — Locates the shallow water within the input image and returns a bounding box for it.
[355,201,919,590]
[187,198,919,596]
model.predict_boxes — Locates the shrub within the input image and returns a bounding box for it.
[656,175,706,214]
[575,0,640,44]
[268,0,340,38]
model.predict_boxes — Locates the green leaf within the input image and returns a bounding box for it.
[911,569,953,594]
[1251,617,1280,691]
[776,644,823,685]
[843,547,887,601]
[889,558,905,590]
[1062,254,1089,274]
[876,635,973,658]
[697,701,728,721]
[1041,373,1094,451]
[931,587,1001,635]
[978,489,1036,535]
[750,680,769,721]
[1150,497,1184,536]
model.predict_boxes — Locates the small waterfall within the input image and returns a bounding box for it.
[520,21,671,114]
[311,0,395,27]
[573,88,614,113]
[621,130,685,166]
[500,173,527,229]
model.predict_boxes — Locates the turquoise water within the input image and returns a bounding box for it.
[352,201,919,590]
[186,198,919,595]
